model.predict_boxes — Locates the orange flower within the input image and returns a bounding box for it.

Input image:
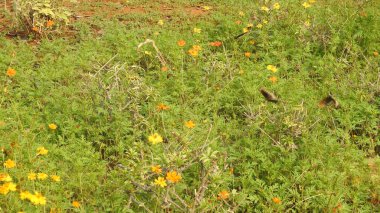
[272,197,281,204]
[217,190,230,200]
[269,76,278,83]
[32,26,39,32]
[177,40,186,47]
[244,52,252,58]
[157,103,170,111]
[166,171,182,183]
[235,20,242,25]
[161,66,169,72]
[210,41,222,47]
[184,120,195,128]
[46,20,54,27]
[374,51,379,57]
[72,201,81,208]
[6,68,16,77]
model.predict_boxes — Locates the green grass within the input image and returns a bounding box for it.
[0,0,379,212]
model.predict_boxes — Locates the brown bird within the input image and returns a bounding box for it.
[318,94,340,109]
[260,88,278,103]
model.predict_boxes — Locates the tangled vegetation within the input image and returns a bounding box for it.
[0,0,379,212]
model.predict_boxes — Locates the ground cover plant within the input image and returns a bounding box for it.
[0,0,379,212]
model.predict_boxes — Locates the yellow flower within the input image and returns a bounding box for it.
[6,68,16,77]
[217,190,230,200]
[185,120,195,129]
[302,2,311,8]
[247,23,254,28]
[151,165,162,174]
[273,3,280,10]
[249,40,255,45]
[51,175,61,182]
[20,191,33,200]
[37,147,48,156]
[256,23,263,29]
[148,133,163,145]
[154,177,167,187]
[0,184,10,195]
[3,182,16,191]
[30,192,46,205]
[72,201,81,208]
[266,65,278,73]
[260,6,270,12]
[49,123,57,130]
[37,173,48,180]
[192,45,202,51]
[188,49,199,57]
[242,27,250,33]
[238,11,245,16]
[166,171,182,183]
[304,20,311,27]
[202,6,212,11]
[0,173,12,182]
[263,19,268,24]
[4,159,16,169]
[28,172,37,181]
[374,51,379,57]
[193,28,201,34]
[157,20,164,25]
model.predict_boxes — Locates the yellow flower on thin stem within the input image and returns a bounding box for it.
[193,28,201,34]
[49,123,57,130]
[28,172,37,181]
[154,177,167,187]
[37,147,48,156]
[185,120,195,129]
[72,201,81,208]
[302,2,311,8]
[266,65,278,73]
[0,173,12,182]
[260,6,270,12]
[37,173,48,180]
[273,3,280,10]
[51,175,61,182]
[151,165,162,174]
[157,20,164,25]
[148,133,163,145]
[30,192,46,205]
[4,159,16,169]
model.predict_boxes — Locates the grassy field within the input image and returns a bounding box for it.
[0,0,379,212]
